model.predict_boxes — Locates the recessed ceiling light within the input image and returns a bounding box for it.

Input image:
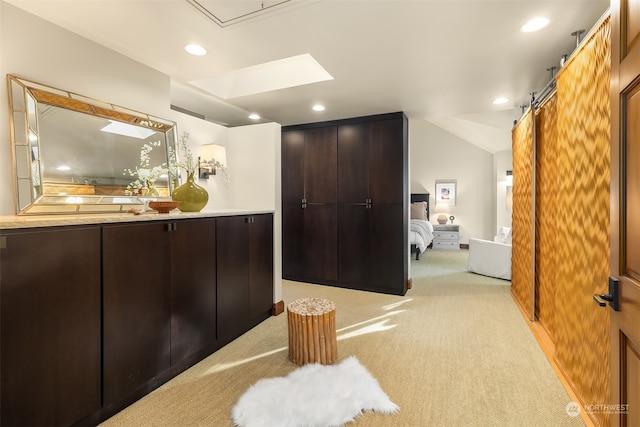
[185,44,207,56]
[312,104,325,112]
[57,165,71,171]
[522,17,549,33]
[493,97,509,105]
[248,113,260,120]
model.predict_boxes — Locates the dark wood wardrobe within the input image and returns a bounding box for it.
[282,112,408,295]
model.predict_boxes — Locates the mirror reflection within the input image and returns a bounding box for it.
[7,75,178,215]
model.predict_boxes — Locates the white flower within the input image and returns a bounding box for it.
[170,132,229,182]
[123,140,167,195]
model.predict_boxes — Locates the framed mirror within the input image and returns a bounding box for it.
[7,74,179,215]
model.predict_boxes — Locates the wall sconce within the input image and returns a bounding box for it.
[198,144,227,179]
[506,170,513,185]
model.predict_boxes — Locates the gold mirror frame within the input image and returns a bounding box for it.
[7,75,179,215]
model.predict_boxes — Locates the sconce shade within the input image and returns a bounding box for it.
[199,144,227,179]
[200,144,227,167]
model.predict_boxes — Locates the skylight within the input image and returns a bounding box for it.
[101,121,156,139]
[190,53,333,100]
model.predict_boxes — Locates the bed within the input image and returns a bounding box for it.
[410,193,434,260]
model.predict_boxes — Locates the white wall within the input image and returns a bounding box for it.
[228,122,282,303]
[0,2,186,214]
[409,119,495,243]
[0,2,283,303]
[174,115,230,210]
[494,150,513,232]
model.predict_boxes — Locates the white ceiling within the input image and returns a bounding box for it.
[6,0,609,153]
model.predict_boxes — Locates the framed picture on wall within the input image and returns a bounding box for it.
[435,180,456,206]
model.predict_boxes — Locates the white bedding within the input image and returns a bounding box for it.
[410,219,434,253]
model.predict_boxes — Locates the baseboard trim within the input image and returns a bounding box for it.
[272,300,285,316]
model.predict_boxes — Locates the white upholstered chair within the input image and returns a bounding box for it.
[468,227,512,280]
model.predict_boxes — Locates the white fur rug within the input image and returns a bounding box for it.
[231,356,399,427]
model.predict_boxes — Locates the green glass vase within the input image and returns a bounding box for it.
[171,172,209,212]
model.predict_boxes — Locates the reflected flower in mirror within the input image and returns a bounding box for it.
[123,140,167,196]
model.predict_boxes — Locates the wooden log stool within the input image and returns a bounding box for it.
[287,297,337,366]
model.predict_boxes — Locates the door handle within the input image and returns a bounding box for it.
[593,276,620,311]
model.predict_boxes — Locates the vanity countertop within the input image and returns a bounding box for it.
[0,209,275,230]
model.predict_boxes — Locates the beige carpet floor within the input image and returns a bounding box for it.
[100,250,584,427]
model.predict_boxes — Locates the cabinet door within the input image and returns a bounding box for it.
[0,227,101,426]
[369,118,405,204]
[338,204,370,286]
[282,203,305,280]
[102,222,171,405]
[305,204,338,282]
[170,219,216,363]
[304,126,337,203]
[369,204,406,293]
[249,214,274,322]
[338,123,369,204]
[216,216,249,342]
[282,130,305,280]
[281,130,305,204]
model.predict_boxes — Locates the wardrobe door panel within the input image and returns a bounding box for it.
[282,203,305,279]
[369,119,404,204]
[304,126,337,203]
[338,123,369,204]
[282,130,305,204]
[304,203,338,282]
[338,204,369,286]
[369,204,405,292]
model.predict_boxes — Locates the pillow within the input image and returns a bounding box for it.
[495,227,512,244]
[410,201,427,220]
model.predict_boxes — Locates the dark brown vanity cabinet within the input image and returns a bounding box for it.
[282,112,408,295]
[102,218,217,406]
[102,221,173,406]
[170,219,217,363]
[216,214,274,344]
[0,213,272,425]
[0,226,102,426]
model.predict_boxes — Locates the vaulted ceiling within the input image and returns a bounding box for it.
[6,0,609,153]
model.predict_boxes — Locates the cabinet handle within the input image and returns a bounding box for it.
[245,216,254,224]
[301,198,307,209]
[166,223,177,232]
[0,236,6,249]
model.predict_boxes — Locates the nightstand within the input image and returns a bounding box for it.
[432,224,460,250]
